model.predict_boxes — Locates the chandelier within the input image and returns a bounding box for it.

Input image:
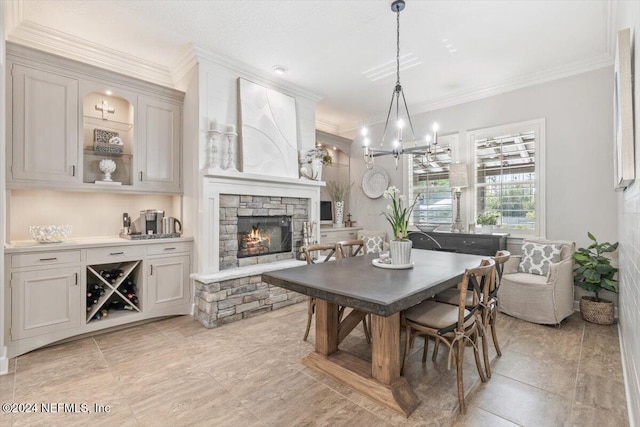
[362,0,444,169]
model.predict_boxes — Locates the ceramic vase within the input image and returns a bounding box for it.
[311,159,323,181]
[333,200,344,228]
[390,239,412,265]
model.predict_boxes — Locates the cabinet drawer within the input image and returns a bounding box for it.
[86,246,145,263]
[319,230,359,244]
[147,241,191,256]
[12,250,81,268]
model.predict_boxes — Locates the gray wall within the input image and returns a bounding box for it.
[349,67,617,253]
[615,2,640,425]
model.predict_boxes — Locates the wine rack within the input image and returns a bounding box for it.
[86,260,142,323]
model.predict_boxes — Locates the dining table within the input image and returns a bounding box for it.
[261,249,486,417]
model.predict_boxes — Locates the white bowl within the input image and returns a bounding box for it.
[29,225,73,243]
[415,224,439,233]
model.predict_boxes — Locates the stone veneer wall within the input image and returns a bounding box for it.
[219,195,309,270]
[194,273,306,328]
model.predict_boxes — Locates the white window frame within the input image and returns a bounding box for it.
[467,119,546,238]
[403,133,459,226]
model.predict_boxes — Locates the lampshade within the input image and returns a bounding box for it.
[449,163,469,188]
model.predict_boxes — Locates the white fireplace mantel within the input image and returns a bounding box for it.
[201,172,323,273]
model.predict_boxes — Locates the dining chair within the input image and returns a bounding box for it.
[300,243,370,343]
[336,239,371,342]
[401,258,494,414]
[336,239,367,258]
[433,251,510,377]
[301,244,337,341]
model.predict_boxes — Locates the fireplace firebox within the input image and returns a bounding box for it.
[237,216,293,258]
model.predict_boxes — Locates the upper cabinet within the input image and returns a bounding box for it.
[10,65,79,184]
[137,96,181,192]
[6,43,184,194]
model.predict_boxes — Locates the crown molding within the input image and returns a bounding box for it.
[192,45,323,103]
[7,20,175,88]
[340,53,614,134]
[2,0,24,38]
[170,43,199,89]
[314,118,340,135]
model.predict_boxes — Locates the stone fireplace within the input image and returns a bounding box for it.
[201,173,323,273]
[219,195,307,270]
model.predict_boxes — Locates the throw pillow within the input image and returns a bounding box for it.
[518,242,563,276]
[362,236,384,253]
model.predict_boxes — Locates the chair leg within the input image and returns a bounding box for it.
[401,325,412,376]
[456,340,466,415]
[303,298,315,341]
[362,315,371,344]
[432,339,440,361]
[481,309,491,379]
[421,336,429,364]
[472,328,488,383]
[490,307,502,357]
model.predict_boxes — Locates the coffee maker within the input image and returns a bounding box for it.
[132,209,164,235]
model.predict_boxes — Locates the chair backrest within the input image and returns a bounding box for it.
[448,258,495,334]
[492,250,511,296]
[301,244,336,265]
[337,239,367,258]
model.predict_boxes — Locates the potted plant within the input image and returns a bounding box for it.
[300,146,332,181]
[326,181,352,228]
[381,186,418,265]
[476,211,499,234]
[574,232,619,325]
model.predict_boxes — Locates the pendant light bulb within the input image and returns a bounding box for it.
[361,127,369,137]
[397,118,404,129]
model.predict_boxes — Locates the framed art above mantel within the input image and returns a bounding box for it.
[613,28,635,191]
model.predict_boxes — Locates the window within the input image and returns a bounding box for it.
[406,134,457,225]
[470,119,545,236]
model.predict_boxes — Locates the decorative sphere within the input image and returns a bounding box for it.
[99,159,116,174]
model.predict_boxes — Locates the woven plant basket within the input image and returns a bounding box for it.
[580,296,614,325]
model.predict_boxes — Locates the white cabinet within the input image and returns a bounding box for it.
[136,96,182,192]
[10,64,79,184]
[319,227,362,245]
[147,255,190,311]
[5,239,193,358]
[10,266,81,340]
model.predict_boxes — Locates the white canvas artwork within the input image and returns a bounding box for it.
[239,78,298,178]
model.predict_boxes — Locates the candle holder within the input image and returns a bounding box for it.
[225,125,238,172]
[207,128,224,172]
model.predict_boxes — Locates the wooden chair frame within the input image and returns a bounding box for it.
[401,259,495,414]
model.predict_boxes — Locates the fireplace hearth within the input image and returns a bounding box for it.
[237,216,292,258]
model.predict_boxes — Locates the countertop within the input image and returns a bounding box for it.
[5,235,194,253]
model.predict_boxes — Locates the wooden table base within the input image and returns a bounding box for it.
[304,299,420,417]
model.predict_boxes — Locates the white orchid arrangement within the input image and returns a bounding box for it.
[381,186,419,240]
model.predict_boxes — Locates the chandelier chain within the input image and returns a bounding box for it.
[396,9,401,86]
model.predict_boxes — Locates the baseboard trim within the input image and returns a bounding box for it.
[618,324,638,427]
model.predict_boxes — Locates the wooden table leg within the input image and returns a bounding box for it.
[303,306,421,417]
[315,299,339,356]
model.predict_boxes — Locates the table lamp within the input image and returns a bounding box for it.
[449,163,468,233]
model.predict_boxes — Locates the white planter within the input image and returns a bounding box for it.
[311,159,323,181]
[333,200,344,228]
[478,225,494,234]
[390,239,412,265]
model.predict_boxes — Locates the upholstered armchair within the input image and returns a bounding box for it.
[498,238,575,325]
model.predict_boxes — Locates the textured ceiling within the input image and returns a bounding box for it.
[10,0,612,134]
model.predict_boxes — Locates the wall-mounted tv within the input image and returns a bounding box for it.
[320,201,333,225]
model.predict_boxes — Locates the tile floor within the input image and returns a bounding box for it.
[0,302,629,427]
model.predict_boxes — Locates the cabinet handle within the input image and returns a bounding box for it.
[109,252,124,255]
[320,234,328,238]
[150,265,153,276]
[348,233,355,236]
[72,165,76,177]
[139,171,143,181]
[462,241,475,246]
[74,273,78,285]
[39,257,57,261]
[164,247,176,251]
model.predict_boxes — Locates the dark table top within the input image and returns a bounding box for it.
[262,249,487,316]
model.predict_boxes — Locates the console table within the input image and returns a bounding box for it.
[408,231,507,256]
